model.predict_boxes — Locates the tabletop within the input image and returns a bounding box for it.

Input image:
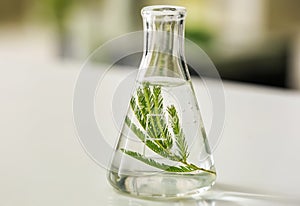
[1,60,300,205]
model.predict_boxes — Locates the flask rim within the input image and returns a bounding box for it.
[141,5,186,19]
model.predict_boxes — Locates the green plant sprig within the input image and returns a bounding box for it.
[122,83,215,175]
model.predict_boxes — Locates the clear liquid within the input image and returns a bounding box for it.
[108,77,216,199]
[108,170,216,198]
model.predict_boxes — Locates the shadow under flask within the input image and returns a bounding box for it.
[108,5,216,199]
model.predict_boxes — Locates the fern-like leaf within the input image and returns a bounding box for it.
[130,96,146,130]
[167,105,189,162]
[121,149,197,172]
[152,85,173,149]
[125,116,146,142]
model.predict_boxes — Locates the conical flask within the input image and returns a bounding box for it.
[108,5,216,198]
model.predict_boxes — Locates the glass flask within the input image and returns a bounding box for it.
[108,5,216,199]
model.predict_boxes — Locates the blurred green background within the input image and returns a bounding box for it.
[1,0,300,89]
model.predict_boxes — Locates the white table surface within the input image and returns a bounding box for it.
[1,60,300,206]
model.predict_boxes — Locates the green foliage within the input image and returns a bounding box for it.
[123,83,215,174]
[121,149,198,172]
[167,105,189,162]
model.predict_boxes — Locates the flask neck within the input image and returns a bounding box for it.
[139,6,189,80]
[144,17,185,57]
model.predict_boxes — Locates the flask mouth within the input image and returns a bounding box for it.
[141,5,186,20]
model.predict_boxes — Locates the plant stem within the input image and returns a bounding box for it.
[182,161,216,175]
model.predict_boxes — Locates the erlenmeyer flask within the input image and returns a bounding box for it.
[108,5,216,198]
